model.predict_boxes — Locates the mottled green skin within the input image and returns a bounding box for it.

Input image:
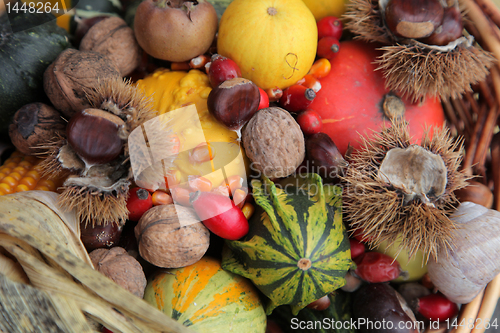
[222,174,353,315]
[0,12,70,137]
[270,291,355,333]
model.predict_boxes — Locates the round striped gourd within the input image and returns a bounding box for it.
[143,257,267,333]
[222,174,353,315]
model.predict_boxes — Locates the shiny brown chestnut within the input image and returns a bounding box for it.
[207,77,260,131]
[385,0,444,39]
[454,180,493,209]
[81,221,123,252]
[306,133,348,181]
[306,295,331,311]
[66,109,126,165]
[420,5,463,46]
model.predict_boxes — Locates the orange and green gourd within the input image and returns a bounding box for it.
[222,174,353,315]
[143,256,267,333]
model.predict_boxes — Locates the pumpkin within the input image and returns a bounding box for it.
[308,40,446,156]
[0,11,70,138]
[301,0,348,21]
[135,69,248,190]
[143,256,267,333]
[269,290,354,333]
[222,174,353,315]
[217,0,318,90]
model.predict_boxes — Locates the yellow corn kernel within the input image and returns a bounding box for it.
[24,170,41,181]
[18,161,32,169]
[0,173,6,181]
[12,166,27,175]
[241,203,255,220]
[2,176,17,188]
[0,183,13,194]
[34,185,50,191]
[19,177,37,189]
[15,184,30,192]
[9,172,23,182]
[37,179,56,191]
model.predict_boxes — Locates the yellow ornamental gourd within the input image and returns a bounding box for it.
[301,0,348,21]
[136,69,247,189]
[217,0,318,90]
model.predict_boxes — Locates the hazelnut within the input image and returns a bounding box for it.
[207,77,260,130]
[43,49,121,118]
[80,16,142,76]
[134,204,210,268]
[8,103,66,156]
[66,109,126,166]
[89,247,147,298]
[385,0,444,39]
[242,107,305,179]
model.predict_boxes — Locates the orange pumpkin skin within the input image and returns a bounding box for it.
[309,40,446,156]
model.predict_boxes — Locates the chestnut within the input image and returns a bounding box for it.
[385,0,444,39]
[420,5,463,46]
[207,77,260,131]
[66,109,126,165]
[81,221,123,252]
[306,133,348,181]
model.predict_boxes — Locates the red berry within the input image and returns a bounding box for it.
[354,252,401,283]
[126,187,153,221]
[349,238,365,259]
[317,16,343,40]
[317,37,340,60]
[279,84,316,113]
[296,109,322,135]
[207,54,242,88]
[258,87,270,110]
[417,293,459,321]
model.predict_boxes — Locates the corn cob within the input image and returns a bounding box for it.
[0,151,66,195]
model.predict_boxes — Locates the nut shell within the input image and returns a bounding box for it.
[8,103,66,155]
[43,49,121,118]
[90,247,147,298]
[134,204,210,268]
[242,107,305,178]
[80,16,142,76]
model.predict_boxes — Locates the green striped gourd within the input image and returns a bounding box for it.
[222,174,353,315]
[270,290,355,333]
[143,256,267,333]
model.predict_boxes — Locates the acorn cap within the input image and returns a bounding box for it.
[342,120,469,261]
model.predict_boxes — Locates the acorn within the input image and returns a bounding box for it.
[343,120,468,260]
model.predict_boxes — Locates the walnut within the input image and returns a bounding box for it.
[80,16,142,76]
[89,247,146,298]
[242,107,305,178]
[43,49,121,119]
[8,103,66,156]
[134,205,210,268]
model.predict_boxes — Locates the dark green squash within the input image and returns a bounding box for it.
[269,291,355,333]
[0,12,70,137]
[222,174,353,315]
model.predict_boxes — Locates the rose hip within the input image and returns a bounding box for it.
[279,84,316,113]
[317,37,340,60]
[349,238,366,259]
[317,16,343,40]
[354,252,401,283]
[297,109,322,135]
[257,87,270,110]
[266,87,283,102]
[297,74,321,92]
[126,187,153,221]
[207,54,242,88]
[416,293,459,321]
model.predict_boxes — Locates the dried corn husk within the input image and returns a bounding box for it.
[0,191,193,333]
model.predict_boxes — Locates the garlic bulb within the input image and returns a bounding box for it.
[427,202,500,304]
